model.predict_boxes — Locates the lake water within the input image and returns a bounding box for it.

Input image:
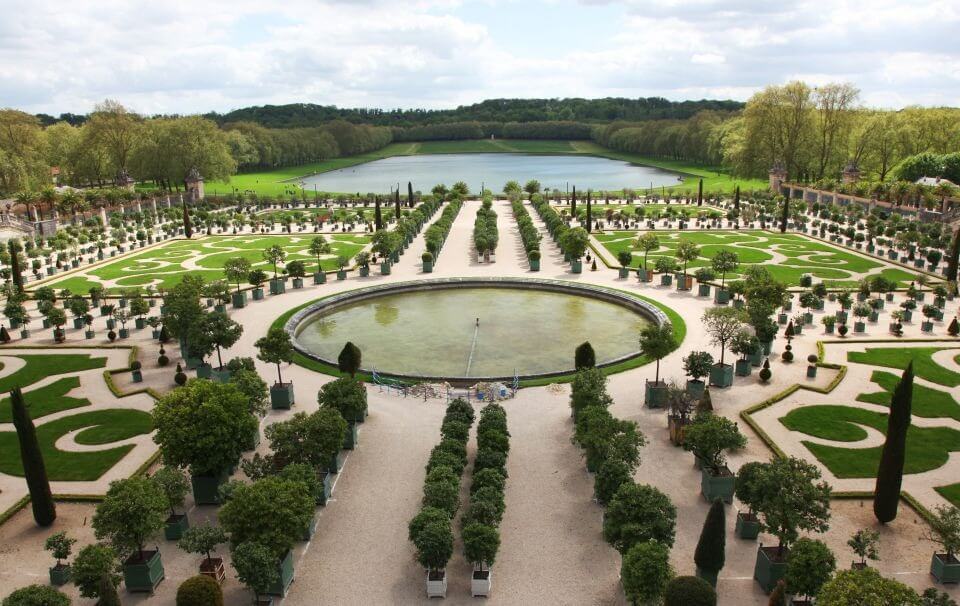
[294,287,649,378]
[299,153,682,194]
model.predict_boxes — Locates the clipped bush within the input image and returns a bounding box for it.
[176,574,224,606]
[664,575,717,606]
[2,585,70,606]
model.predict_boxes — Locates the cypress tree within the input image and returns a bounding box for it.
[874,362,913,523]
[338,341,362,377]
[374,199,383,230]
[586,190,592,233]
[571,186,576,217]
[946,228,960,283]
[98,573,121,606]
[733,186,741,211]
[697,179,703,206]
[394,188,401,220]
[779,197,789,234]
[694,498,726,585]
[408,181,414,208]
[182,201,193,238]
[11,387,56,526]
[8,239,23,292]
[574,341,595,370]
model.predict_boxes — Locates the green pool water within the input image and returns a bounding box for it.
[295,287,650,378]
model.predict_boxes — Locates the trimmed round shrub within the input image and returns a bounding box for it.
[440,420,470,443]
[408,506,449,543]
[473,448,507,477]
[130,360,142,371]
[426,448,464,475]
[664,575,717,606]
[423,479,460,516]
[807,354,818,364]
[445,399,475,425]
[176,574,224,606]
[594,458,633,505]
[470,468,505,495]
[477,428,509,454]
[2,585,71,606]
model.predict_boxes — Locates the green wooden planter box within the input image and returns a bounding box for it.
[753,546,788,594]
[73,317,85,329]
[195,363,212,379]
[271,382,295,409]
[529,258,540,271]
[336,269,347,280]
[301,513,317,541]
[618,267,630,279]
[778,313,788,324]
[931,553,960,583]
[328,451,345,474]
[660,274,672,286]
[698,284,711,296]
[709,364,734,388]
[269,279,286,295]
[123,550,165,593]
[191,470,230,505]
[922,321,934,332]
[835,311,848,323]
[854,321,866,333]
[750,349,765,366]
[423,260,433,273]
[292,278,304,289]
[686,379,706,400]
[232,292,247,308]
[49,564,70,586]
[265,550,295,597]
[210,368,232,383]
[645,381,668,408]
[380,262,392,275]
[252,288,264,300]
[359,266,370,277]
[700,467,735,503]
[806,365,817,378]
[314,271,327,284]
[735,359,752,376]
[164,514,189,540]
[343,422,359,450]
[735,512,760,540]
[571,259,582,273]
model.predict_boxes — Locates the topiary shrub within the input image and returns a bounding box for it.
[575,341,596,370]
[2,584,71,606]
[663,575,717,606]
[174,364,187,386]
[759,359,771,383]
[158,346,169,367]
[807,354,817,364]
[130,360,142,371]
[176,574,224,606]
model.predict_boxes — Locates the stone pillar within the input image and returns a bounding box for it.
[842,161,861,185]
[769,163,787,193]
[151,198,158,213]
[185,167,205,202]
[100,206,108,225]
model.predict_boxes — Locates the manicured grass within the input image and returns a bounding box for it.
[847,347,960,387]
[0,377,88,422]
[780,404,960,478]
[0,409,154,480]
[0,354,107,393]
[857,371,960,421]
[270,283,686,387]
[936,483,960,508]
[44,234,370,294]
[177,139,759,197]
[595,229,923,288]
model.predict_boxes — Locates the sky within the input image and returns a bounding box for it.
[0,0,958,116]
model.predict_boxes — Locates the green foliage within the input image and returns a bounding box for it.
[694,499,726,575]
[255,326,294,384]
[463,522,500,566]
[413,520,453,571]
[176,574,224,606]
[92,476,168,557]
[44,531,76,565]
[71,543,120,599]
[152,379,256,476]
[9,387,55,526]
[594,457,633,505]
[569,367,613,417]
[178,523,228,562]
[639,322,678,382]
[875,363,913,523]
[219,476,315,559]
[151,466,190,515]
[603,482,676,553]
[752,457,832,552]
[265,409,346,469]
[683,351,714,382]
[229,369,269,417]
[337,341,362,377]
[574,341,596,370]
[682,413,747,472]
[784,537,835,598]
[663,575,717,606]
[927,505,960,556]
[734,461,765,514]
[817,568,921,606]
[620,540,673,605]
[231,541,280,598]
[2,585,70,606]
[847,529,880,565]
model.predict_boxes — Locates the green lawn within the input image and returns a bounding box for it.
[780,404,960,478]
[594,229,923,288]
[0,354,107,393]
[44,233,370,294]
[0,409,153,481]
[857,371,960,421]
[559,203,724,219]
[847,347,960,387]
[176,139,760,197]
[0,377,88,422]
[936,484,960,508]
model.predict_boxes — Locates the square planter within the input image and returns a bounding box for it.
[698,283,711,296]
[735,359,752,376]
[191,470,230,505]
[271,382,295,409]
[164,514,189,540]
[265,550,295,597]
[380,262,392,275]
[337,269,347,280]
[123,550,165,593]
[424,260,434,273]
[118,328,130,339]
[343,422,359,450]
[85,330,95,339]
[471,569,492,597]
[618,267,629,279]
[252,287,265,300]
[49,564,71,586]
[528,259,539,271]
[195,363,212,379]
[806,365,817,378]
[426,570,448,598]
[214,304,227,314]
[754,546,789,594]
[301,513,317,541]
[645,380,668,408]
[571,259,582,274]
[200,557,227,584]
[269,279,286,295]
[686,379,706,400]
[709,364,734,388]
[132,369,143,382]
[854,321,866,333]
[359,266,370,277]
[735,511,760,540]
[210,368,232,383]
[327,451,345,474]
[930,553,960,584]
[292,278,304,289]
[677,275,693,291]
[135,317,146,329]
[750,350,765,367]
[317,472,333,506]
[700,467,735,503]
[778,313,788,325]
[922,321,934,333]
[835,311,848,323]
[314,271,327,284]
[660,274,672,286]
[232,292,248,308]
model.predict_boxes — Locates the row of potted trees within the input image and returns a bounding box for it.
[511,196,542,270]
[473,197,499,263]
[424,198,464,268]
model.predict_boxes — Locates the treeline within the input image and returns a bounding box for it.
[209,98,743,128]
[392,121,592,142]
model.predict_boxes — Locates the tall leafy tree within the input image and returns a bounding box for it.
[874,363,913,523]
[585,189,592,233]
[10,387,56,526]
[394,187,401,220]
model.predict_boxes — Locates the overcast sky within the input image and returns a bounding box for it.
[1,0,957,116]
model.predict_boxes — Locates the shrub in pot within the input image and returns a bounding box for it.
[663,575,717,606]
[151,466,191,540]
[784,537,836,604]
[43,531,76,586]
[178,523,228,582]
[603,482,676,554]
[463,522,499,597]
[682,412,747,503]
[683,351,713,400]
[640,323,678,407]
[620,539,672,605]
[2,585,71,606]
[176,574,224,606]
[71,543,121,601]
[231,541,280,605]
[846,529,880,570]
[927,504,960,584]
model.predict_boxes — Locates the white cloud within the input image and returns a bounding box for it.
[0,0,957,114]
